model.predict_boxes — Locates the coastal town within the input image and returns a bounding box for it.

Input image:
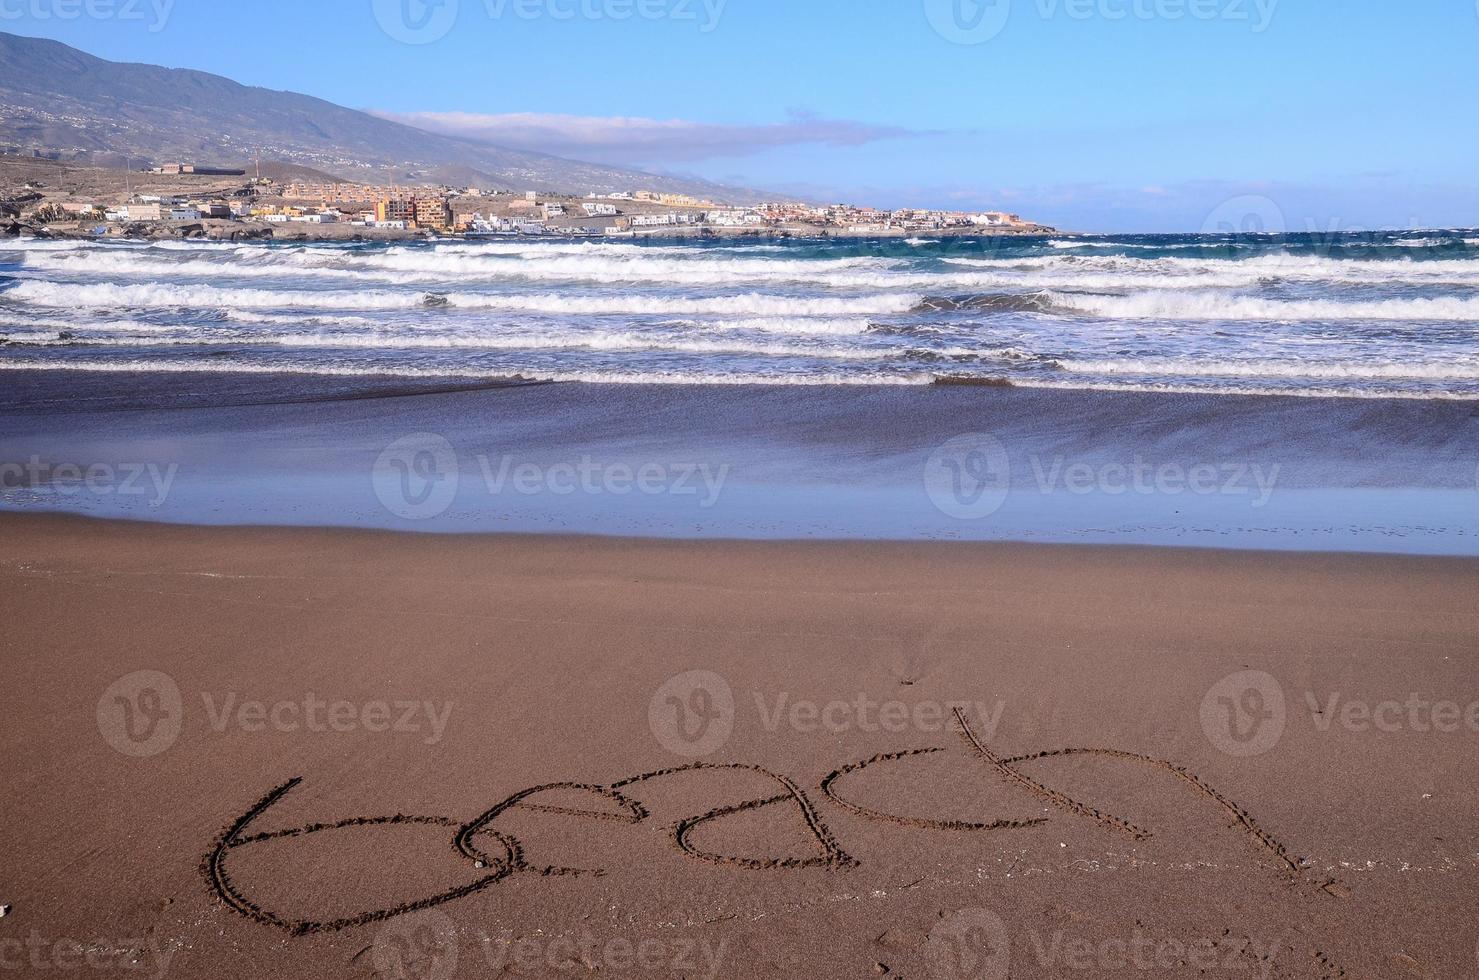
[0,154,1054,241]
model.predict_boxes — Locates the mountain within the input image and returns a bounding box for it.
[0,32,759,202]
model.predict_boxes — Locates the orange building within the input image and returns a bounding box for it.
[412,198,452,231]
[375,199,416,224]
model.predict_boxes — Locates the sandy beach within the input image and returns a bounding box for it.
[2,512,1476,978]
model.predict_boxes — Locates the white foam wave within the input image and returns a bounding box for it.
[2,280,919,317]
[708,317,872,335]
[0,357,929,386]
[1047,290,1479,321]
[438,292,921,316]
[1054,357,1479,381]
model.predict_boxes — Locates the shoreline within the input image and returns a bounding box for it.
[3,512,1476,979]
[5,222,1063,244]
[2,360,1476,401]
[2,371,1476,554]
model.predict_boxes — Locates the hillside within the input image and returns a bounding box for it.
[0,31,759,201]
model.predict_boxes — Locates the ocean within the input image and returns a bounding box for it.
[3,231,1479,399]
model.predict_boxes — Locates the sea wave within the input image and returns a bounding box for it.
[1046,290,1479,321]
[1053,357,1479,381]
[2,280,922,317]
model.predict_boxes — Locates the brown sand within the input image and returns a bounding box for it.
[1,513,1476,979]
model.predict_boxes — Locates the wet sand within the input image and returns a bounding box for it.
[2,371,1476,552]
[1,513,1476,978]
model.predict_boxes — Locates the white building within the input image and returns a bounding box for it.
[629,212,698,228]
[582,202,619,216]
[706,209,763,227]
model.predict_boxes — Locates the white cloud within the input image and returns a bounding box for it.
[375,109,920,163]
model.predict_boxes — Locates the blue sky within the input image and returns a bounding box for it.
[7,0,1479,231]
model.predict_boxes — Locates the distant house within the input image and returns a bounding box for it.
[582,202,619,217]
[123,203,162,221]
[707,209,763,227]
[170,207,202,221]
[629,212,698,228]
